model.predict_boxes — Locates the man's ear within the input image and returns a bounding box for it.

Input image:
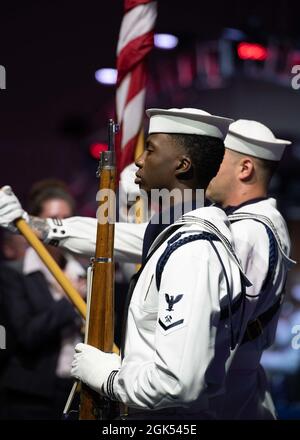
[239,158,255,181]
[175,156,193,179]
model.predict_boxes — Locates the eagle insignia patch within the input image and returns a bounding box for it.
[165,294,183,311]
[158,293,185,334]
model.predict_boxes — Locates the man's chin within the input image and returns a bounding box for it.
[139,182,149,193]
[205,189,220,205]
[135,177,147,191]
[205,188,213,201]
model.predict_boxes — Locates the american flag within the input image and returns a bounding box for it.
[116,0,157,175]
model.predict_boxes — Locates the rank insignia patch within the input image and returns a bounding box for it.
[158,317,184,331]
[158,293,186,334]
[165,294,183,311]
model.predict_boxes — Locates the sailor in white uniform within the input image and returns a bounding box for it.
[69,108,252,418]
[0,115,295,419]
[205,120,295,419]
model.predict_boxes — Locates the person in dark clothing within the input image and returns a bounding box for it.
[0,180,85,419]
[0,265,80,419]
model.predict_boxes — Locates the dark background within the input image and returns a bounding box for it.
[1,0,300,204]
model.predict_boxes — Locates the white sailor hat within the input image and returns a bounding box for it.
[225,119,292,161]
[146,108,233,140]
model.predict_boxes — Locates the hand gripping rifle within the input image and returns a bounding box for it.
[79,119,119,420]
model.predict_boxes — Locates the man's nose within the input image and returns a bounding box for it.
[135,151,146,168]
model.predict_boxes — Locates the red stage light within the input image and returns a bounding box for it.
[89,142,108,159]
[237,42,268,61]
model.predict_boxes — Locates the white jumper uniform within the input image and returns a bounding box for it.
[214,198,294,419]
[110,206,246,417]
[49,207,249,417]
[47,198,294,419]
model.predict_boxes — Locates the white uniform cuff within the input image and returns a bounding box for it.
[104,370,120,401]
[45,217,67,245]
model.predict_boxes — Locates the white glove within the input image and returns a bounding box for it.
[0,186,29,232]
[71,343,121,397]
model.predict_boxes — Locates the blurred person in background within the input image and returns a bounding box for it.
[0,230,27,273]
[0,180,86,420]
[0,231,28,408]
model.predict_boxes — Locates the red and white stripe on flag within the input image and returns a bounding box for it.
[116,0,157,174]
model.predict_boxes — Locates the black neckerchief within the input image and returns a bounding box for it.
[141,200,200,264]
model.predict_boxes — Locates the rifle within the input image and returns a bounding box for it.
[79,119,119,420]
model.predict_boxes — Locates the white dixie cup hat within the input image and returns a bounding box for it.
[224,119,292,161]
[146,108,234,140]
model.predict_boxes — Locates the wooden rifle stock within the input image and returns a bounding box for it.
[79,120,119,420]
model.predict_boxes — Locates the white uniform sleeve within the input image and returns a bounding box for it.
[48,216,146,263]
[114,241,233,409]
[115,222,146,263]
